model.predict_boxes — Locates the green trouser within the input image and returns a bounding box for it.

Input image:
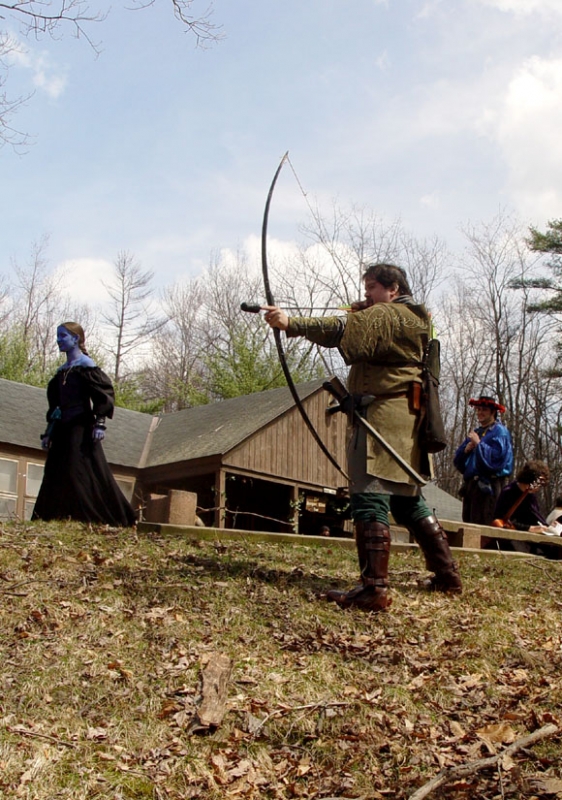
[350,492,431,526]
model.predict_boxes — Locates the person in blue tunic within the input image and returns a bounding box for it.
[32,322,137,526]
[453,395,513,525]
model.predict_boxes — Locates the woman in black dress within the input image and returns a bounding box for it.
[32,322,136,526]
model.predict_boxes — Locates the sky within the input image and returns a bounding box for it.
[2,0,562,307]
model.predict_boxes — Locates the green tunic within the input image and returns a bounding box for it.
[286,299,431,485]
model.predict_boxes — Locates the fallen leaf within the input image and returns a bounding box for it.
[86,727,108,741]
[227,758,251,778]
[476,722,516,744]
[475,721,518,754]
[459,673,483,688]
[500,753,515,771]
[449,720,466,739]
[407,673,428,690]
[523,775,562,795]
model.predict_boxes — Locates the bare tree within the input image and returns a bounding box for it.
[0,32,31,148]
[434,212,562,505]
[9,235,79,371]
[201,253,322,400]
[297,201,448,304]
[101,250,164,385]
[298,202,404,304]
[141,250,327,410]
[142,276,207,411]
[271,200,448,378]
[0,0,223,146]
[397,230,448,305]
[0,271,10,327]
[1,0,222,45]
[0,235,95,382]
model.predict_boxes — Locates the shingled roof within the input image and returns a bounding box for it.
[0,377,327,470]
[145,380,326,467]
[422,482,462,522]
[0,377,152,468]
[0,378,46,452]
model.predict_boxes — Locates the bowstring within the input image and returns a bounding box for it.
[286,153,317,220]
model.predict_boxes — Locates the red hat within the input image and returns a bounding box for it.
[469,395,506,414]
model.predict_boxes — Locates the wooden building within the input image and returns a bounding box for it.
[140,379,352,534]
[0,377,462,532]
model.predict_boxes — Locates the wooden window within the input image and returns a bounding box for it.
[0,458,18,520]
[116,479,134,502]
[25,463,44,499]
[0,458,17,495]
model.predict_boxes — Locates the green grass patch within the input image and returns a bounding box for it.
[0,520,561,799]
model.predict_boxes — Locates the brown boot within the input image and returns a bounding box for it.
[408,515,462,594]
[328,522,369,600]
[326,521,392,612]
[355,519,368,578]
[325,521,367,604]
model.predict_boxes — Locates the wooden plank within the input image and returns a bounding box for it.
[447,526,482,550]
[138,519,562,557]
[196,653,232,729]
[478,524,562,547]
[225,394,348,487]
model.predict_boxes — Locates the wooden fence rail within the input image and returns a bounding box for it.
[138,519,562,556]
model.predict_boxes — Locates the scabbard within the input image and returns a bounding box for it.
[323,377,428,487]
[351,410,428,487]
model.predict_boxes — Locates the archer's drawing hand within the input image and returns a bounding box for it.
[465,430,480,452]
[263,305,289,331]
[41,435,50,450]
[350,300,370,312]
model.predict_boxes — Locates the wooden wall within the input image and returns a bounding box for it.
[224,391,349,488]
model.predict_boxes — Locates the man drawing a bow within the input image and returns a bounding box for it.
[263,262,462,612]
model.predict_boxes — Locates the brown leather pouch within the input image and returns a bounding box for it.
[409,381,422,413]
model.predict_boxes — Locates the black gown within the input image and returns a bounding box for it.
[32,365,137,526]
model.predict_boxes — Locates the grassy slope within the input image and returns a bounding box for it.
[0,520,561,799]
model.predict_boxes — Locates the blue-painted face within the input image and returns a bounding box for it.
[56,326,79,353]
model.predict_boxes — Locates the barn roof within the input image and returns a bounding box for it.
[0,377,327,470]
[422,482,462,523]
[145,380,325,467]
[0,377,152,468]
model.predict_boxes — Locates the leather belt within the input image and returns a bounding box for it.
[370,391,408,401]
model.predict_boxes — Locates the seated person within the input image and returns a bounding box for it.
[490,461,559,557]
[493,461,549,533]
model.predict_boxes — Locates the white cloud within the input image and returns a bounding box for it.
[482,56,562,222]
[477,0,562,15]
[8,35,67,98]
[420,193,441,209]
[32,55,67,98]
[55,258,114,306]
[375,50,391,72]
[416,0,446,20]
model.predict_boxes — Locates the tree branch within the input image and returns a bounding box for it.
[409,723,558,800]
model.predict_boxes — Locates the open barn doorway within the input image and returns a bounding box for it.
[224,474,293,533]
